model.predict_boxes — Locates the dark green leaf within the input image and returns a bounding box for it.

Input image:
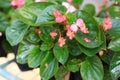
[25,27,40,44]
[55,66,69,80]
[40,26,53,43]
[28,46,46,68]
[74,10,104,48]
[66,13,77,25]
[17,2,54,26]
[80,56,104,80]
[40,42,54,51]
[107,19,120,37]
[72,0,83,6]
[17,40,35,64]
[6,20,29,46]
[53,43,69,64]
[108,37,120,51]
[83,4,96,16]
[40,52,58,80]
[110,52,120,79]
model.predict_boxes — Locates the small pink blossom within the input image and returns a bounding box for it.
[58,37,66,47]
[50,31,57,38]
[99,50,104,56]
[66,25,71,31]
[80,27,89,34]
[11,0,25,7]
[67,0,72,3]
[0,32,2,37]
[103,17,112,30]
[66,30,75,40]
[70,24,78,32]
[83,38,92,43]
[34,0,46,2]
[35,28,41,35]
[76,19,84,27]
[62,2,76,13]
[53,10,62,18]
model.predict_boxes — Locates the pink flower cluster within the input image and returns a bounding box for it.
[11,0,25,7]
[103,17,112,30]
[53,10,67,23]
[70,19,89,34]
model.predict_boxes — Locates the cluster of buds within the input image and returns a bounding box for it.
[53,10,67,23]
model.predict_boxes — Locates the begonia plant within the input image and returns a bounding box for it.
[4,0,120,80]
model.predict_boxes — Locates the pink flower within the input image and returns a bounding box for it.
[53,10,67,23]
[0,32,2,37]
[66,25,71,31]
[76,19,84,27]
[70,24,78,32]
[66,30,75,40]
[62,2,76,13]
[58,37,66,47]
[34,0,46,2]
[35,28,41,35]
[11,0,25,7]
[83,38,92,43]
[53,10,62,18]
[98,50,104,56]
[50,31,57,38]
[67,0,72,3]
[80,27,89,34]
[103,17,112,30]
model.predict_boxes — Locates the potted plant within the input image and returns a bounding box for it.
[5,0,120,80]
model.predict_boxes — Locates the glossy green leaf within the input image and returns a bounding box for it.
[28,46,46,68]
[40,26,54,43]
[108,37,120,51]
[72,0,83,6]
[17,2,54,26]
[74,10,104,48]
[6,20,29,46]
[66,59,81,72]
[25,27,40,44]
[53,43,69,64]
[110,52,120,79]
[17,2,66,26]
[35,5,66,25]
[80,56,104,80]
[108,5,120,19]
[55,66,69,80]
[66,39,81,56]
[17,40,35,64]
[40,51,58,80]
[107,19,120,37]
[40,42,54,51]
[83,4,96,16]
[67,13,77,25]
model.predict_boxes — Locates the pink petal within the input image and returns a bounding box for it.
[70,24,78,32]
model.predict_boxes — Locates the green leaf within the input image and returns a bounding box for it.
[66,39,81,56]
[80,56,104,80]
[108,5,120,19]
[67,13,77,25]
[16,40,35,64]
[40,26,53,43]
[110,52,120,79]
[83,4,96,16]
[35,5,66,25]
[72,0,83,6]
[25,27,40,44]
[108,37,120,51]
[40,42,54,51]
[66,59,81,72]
[28,46,46,68]
[103,65,113,80]
[74,10,104,48]
[107,19,120,37]
[55,66,69,80]
[53,43,69,64]
[40,51,58,80]
[17,2,54,26]
[6,20,29,46]
[101,50,114,64]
